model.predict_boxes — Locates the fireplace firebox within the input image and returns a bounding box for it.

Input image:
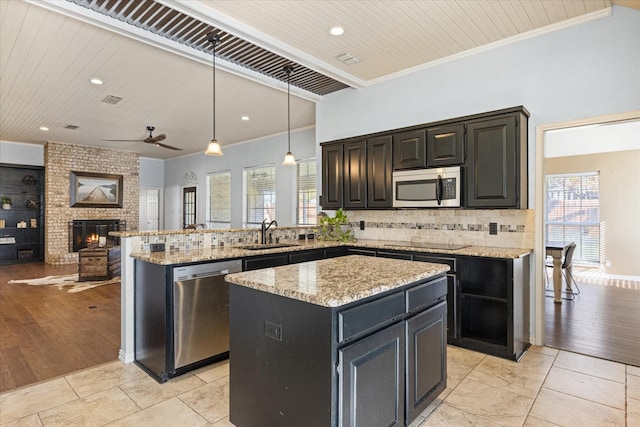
[69,220,126,252]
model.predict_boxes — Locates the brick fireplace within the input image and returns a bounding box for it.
[44,142,139,264]
[69,219,126,252]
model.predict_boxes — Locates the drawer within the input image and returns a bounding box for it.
[406,276,447,313]
[80,256,107,265]
[338,292,405,343]
[413,254,456,272]
[80,264,108,274]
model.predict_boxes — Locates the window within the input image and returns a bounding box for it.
[207,171,231,229]
[296,158,317,225]
[182,186,196,228]
[244,165,275,227]
[545,172,600,263]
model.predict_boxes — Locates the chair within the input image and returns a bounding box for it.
[545,243,581,301]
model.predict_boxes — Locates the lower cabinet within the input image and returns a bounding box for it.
[229,274,448,427]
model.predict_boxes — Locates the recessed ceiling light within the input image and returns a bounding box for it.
[330,26,344,36]
[90,78,103,85]
[241,115,250,121]
[39,126,49,131]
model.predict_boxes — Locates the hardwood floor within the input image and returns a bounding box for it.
[0,262,120,393]
[545,272,640,367]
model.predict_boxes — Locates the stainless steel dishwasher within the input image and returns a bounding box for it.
[172,259,242,369]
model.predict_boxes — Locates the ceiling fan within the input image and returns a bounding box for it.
[102,126,182,151]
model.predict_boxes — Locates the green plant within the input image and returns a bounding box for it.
[314,208,356,242]
[1,197,11,205]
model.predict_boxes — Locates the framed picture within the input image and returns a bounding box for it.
[70,171,123,208]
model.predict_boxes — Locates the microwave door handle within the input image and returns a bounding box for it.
[436,175,443,205]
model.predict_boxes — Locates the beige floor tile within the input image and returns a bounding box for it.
[64,361,147,398]
[446,358,474,389]
[553,351,625,383]
[628,371,640,401]
[38,387,140,427]
[192,360,230,383]
[628,397,640,427]
[447,346,486,368]
[628,365,640,377]
[529,388,625,426]
[421,402,500,426]
[515,350,556,375]
[119,373,206,409]
[0,413,43,427]
[0,378,78,424]
[543,366,625,410]
[444,378,533,426]
[522,415,561,426]
[179,376,229,424]
[466,356,547,398]
[208,416,235,426]
[106,397,208,427]
[526,346,559,357]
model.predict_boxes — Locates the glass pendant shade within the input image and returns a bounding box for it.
[282,151,296,165]
[205,139,223,156]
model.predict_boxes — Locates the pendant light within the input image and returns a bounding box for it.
[205,34,223,156]
[282,65,296,166]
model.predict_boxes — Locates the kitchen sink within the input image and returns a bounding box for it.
[235,243,300,251]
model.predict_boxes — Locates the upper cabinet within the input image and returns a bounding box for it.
[366,135,393,208]
[393,129,426,170]
[426,124,465,167]
[320,143,343,209]
[465,110,528,209]
[343,140,367,209]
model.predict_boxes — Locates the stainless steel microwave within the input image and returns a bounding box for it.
[392,166,462,208]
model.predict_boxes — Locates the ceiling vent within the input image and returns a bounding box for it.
[102,95,123,105]
[336,53,359,65]
[64,124,79,130]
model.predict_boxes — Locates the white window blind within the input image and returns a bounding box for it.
[244,165,276,227]
[297,159,317,225]
[545,172,600,263]
[207,171,231,229]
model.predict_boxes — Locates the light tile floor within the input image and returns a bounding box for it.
[1,346,637,426]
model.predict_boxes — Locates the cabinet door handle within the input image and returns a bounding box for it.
[436,175,443,205]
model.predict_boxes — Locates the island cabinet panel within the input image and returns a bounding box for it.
[339,322,405,427]
[426,124,465,167]
[393,129,426,170]
[228,274,448,427]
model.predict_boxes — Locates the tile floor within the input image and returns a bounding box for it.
[1,346,637,426]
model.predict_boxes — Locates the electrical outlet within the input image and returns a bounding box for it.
[605,260,611,267]
[360,220,365,230]
[489,222,498,235]
[150,243,165,252]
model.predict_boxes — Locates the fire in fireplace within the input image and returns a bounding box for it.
[68,220,126,252]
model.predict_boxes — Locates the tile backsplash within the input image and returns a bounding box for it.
[344,209,534,249]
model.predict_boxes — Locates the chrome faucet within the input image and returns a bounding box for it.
[261,219,278,244]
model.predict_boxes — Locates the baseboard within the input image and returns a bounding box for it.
[119,348,135,364]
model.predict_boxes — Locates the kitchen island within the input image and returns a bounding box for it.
[225,255,450,427]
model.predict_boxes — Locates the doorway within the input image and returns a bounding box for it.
[536,112,640,366]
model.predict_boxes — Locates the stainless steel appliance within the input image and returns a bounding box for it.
[173,259,242,369]
[392,166,461,208]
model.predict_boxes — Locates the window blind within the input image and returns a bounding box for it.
[244,165,276,227]
[207,171,231,228]
[297,159,317,225]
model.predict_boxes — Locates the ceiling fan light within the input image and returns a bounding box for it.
[205,139,223,156]
[282,151,296,165]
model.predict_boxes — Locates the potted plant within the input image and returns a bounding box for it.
[1,197,11,210]
[314,208,356,242]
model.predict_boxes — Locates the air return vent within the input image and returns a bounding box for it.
[64,124,79,130]
[102,95,123,105]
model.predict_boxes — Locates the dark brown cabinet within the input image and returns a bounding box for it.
[393,129,426,170]
[465,111,528,208]
[426,124,465,167]
[366,135,393,208]
[321,144,344,209]
[344,140,367,209]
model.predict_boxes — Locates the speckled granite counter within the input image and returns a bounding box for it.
[130,239,531,265]
[225,255,449,307]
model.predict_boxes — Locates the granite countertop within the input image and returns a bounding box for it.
[225,255,450,307]
[130,239,532,265]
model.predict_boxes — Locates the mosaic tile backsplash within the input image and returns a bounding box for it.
[130,209,533,254]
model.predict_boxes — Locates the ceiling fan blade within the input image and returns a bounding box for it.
[147,140,183,151]
[152,134,167,142]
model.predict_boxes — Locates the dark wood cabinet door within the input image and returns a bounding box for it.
[321,144,343,209]
[242,253,289,271]
[343,140,367,209]
[340,321,405,427]
[393,129,426,170]
[466,115,518,207]
[367,135,393,208]
[426,123,465,167]
[406,301,447,422]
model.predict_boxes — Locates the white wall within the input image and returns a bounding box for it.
[139,157,165,187]
[163,128,316,230]
[0,141,44,166]
[316,6,640,208]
